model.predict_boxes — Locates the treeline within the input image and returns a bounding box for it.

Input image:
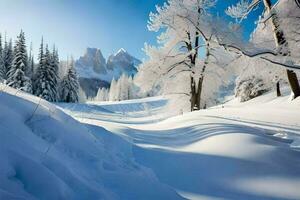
[95,74,137,102]
[0,30,80,103]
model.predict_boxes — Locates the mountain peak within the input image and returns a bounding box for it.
[76,47,107,74]
[115,48,127,56]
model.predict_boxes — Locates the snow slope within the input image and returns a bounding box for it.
[1,82,300,200]
[0,84,182,200]
[60,89,300,200]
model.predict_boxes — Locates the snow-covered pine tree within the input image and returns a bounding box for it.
[103,88,109,101]
[115,77,121,101]
[119,74,128,101]
[49,46,60,101]
[34,44,59,101]
[104,88,109,101]
[33,38,44,95]
[107,74,136,101]
[109,78,117,101]
[26,42,34,80]
[30,55,34,80]
[0,34,4,81]
[7,30,32,93]
[60,59,79,103]
[128,75,135,99]
[78,86,87,103]
[2,39,14,80]
[96,87,106,101]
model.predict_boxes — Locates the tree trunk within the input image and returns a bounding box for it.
[195,76,204,109]
[195,42,209,110]
[287,70,300,98]
[263,0,300,99]
[276,81,281,97]
[190,76,197,111]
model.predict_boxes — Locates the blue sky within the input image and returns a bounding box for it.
[0,0,268,61]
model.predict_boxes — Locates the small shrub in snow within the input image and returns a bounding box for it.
[235,76,270,102]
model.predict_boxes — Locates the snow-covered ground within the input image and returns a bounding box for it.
[1,84,300,199]
[0,85,181,200]
[60,89,300,200]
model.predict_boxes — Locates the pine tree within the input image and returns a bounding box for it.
[26,42,34,79]
[33,38,44,94]
[49,47,59,101]
[7,30,31,92]
[115,77,121,101]
[30,55,34,80]
[34,44,59,102]
[104,88,109,101]
[128,75,134,99]
[2,38,14,80]
[0,34,4,80]
[96,87,109,101]
[109,78,117,101]
[60,60,79,103]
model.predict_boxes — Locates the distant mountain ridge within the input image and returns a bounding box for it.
[75,47,141,82]
[75,47,141,97]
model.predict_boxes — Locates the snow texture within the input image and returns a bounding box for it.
[0,84,181,200]
[60,86,300,200]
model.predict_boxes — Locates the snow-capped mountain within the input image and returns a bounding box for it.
[107,48,141,76]
[76,48,107,74]
[75,48,141,97]
[75,48,141,82]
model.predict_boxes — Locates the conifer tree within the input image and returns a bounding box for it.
[0,34,4,80]
[34,44,59,101]
[48,46,59,101]
[96,87,109,101]
[109,78,117,101]
[60,59,79,103]
[7,30,31,92]
[26,42,34,79]
[33,38,44,94]
[2,38,14,80]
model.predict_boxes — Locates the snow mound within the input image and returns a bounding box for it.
[0,84,182,200]
[60,89,300,200]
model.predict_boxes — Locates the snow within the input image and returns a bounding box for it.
[59,87,300,200]
[75,48,141,82]
[0,84,181,200]
[115,48,127,56]
[1,82,300,200]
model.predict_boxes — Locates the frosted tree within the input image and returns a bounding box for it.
[226,0,300,99]
[147,0,224,111]
[0,34,4,81]
[96,87,109,101]
[104,88,109,101]
[2,39,14,80]
[26,42,34,80]
[78,86,87,103]
[60,59,79,103]
[109,78,117,101]
[34,42,59,102]
[49,47,60,101]
[33,38,44,95]
[119,74,129,100]
[115,77,121,101]
[128,75,135,99]
[7,30,32,93]
[107,74,137,101]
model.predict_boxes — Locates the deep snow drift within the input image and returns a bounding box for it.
[0,84,181,200]
[61,89,300,200]
[1,83,300,200]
